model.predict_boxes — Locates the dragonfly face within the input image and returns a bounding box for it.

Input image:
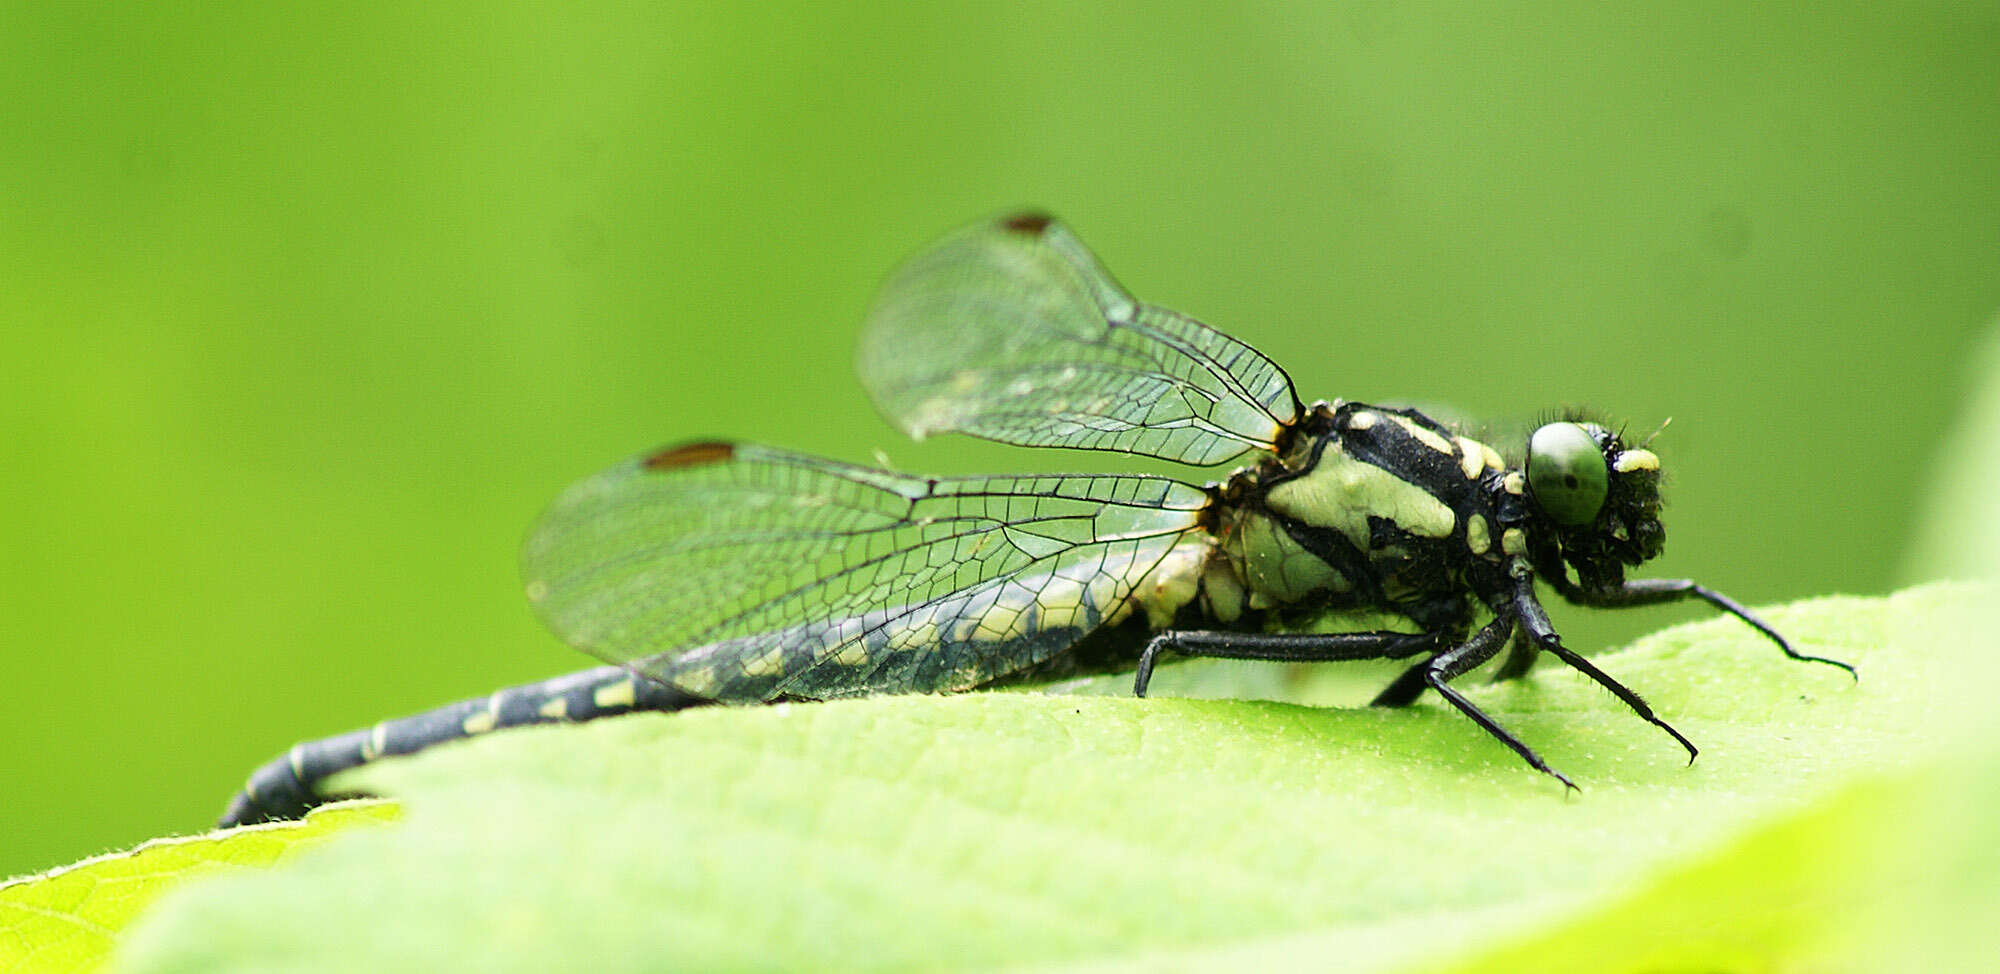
[1521,420,1669,593]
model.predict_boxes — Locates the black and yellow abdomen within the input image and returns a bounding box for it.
[218,665,706,827]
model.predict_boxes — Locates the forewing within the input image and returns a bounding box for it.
[521,442,1207,701]
[856,213,1301,466]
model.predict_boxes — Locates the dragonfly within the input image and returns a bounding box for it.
[218,212,1853,827]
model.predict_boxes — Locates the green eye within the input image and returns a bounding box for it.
[1527,423,1608,526]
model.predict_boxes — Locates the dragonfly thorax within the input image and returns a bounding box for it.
[1204,401,1514,627]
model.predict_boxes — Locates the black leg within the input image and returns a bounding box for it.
[1561,578,1855,678]
[1132,629,1439,697]
[1370,660,1431,708]
[1379,623,1526,705]
[1400,614,1578,791]
[1516,578,1698,763]
[1143,621,1584,789]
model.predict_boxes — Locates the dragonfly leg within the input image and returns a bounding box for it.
[1370,613,1512,708]
[1515,576,1698,763]
[1559,577,1855,678]
[1367,613,1577,790]
[1132,629,1439,698]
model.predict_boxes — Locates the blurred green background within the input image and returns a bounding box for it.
[3,3,1995,878]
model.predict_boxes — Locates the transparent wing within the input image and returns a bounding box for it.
[521,441,1208,702]
[856,213,1302,466]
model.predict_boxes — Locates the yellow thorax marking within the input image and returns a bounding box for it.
[1466,514,1492,555]
[1266,446,1457,546]
[1390,415,1456,456]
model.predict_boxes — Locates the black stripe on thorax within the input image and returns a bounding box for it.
[1336,405,1468,499]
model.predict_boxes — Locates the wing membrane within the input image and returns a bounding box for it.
[856,213,1301,466]
[521,442,1207,701]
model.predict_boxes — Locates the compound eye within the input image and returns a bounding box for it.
[1527,422,1609,527]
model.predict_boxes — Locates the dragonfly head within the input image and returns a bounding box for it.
[1523,420,1665,590]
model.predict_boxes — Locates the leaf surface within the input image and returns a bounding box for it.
[1,805,393,974]
[105,584,1988,973]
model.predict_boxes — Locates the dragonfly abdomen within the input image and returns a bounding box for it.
[660,537,1214,702]
[217,664,705,827]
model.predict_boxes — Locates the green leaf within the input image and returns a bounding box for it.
[1416,583,2000,974]
[110,584,1987,973]
[0,804,394,974]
